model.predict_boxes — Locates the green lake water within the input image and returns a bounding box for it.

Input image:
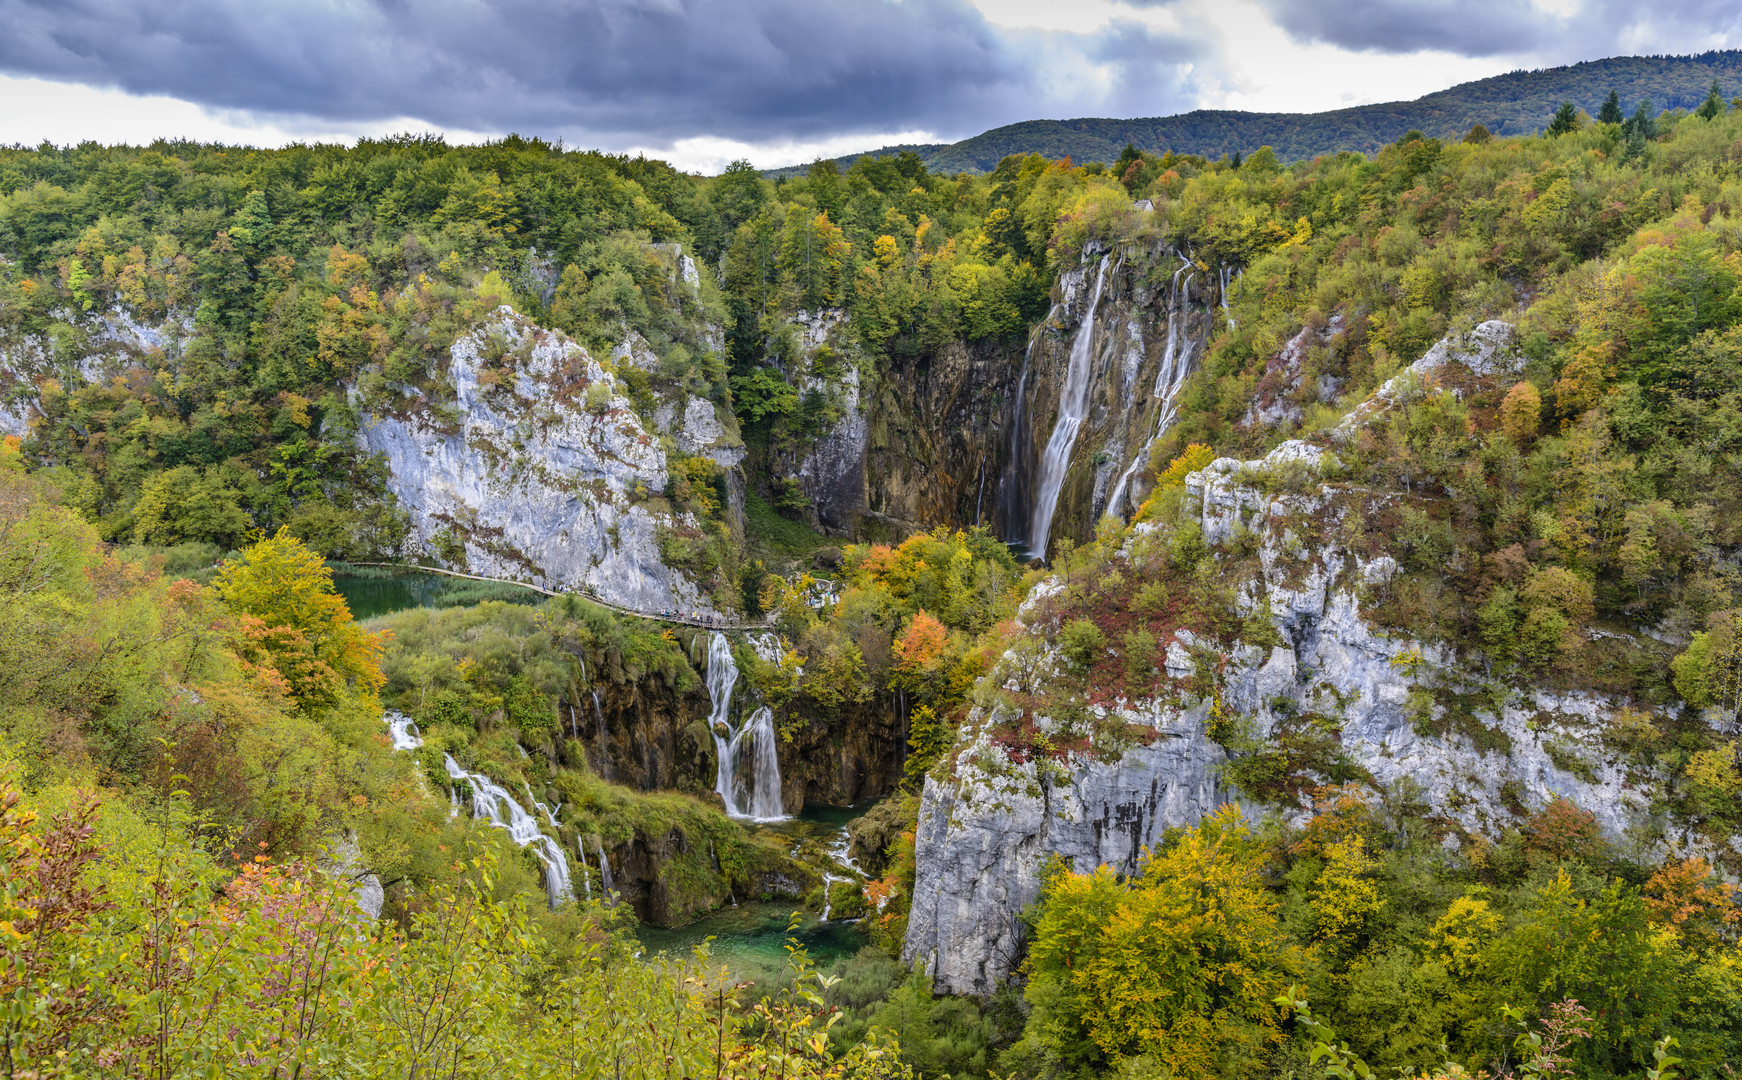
[333,570,542,620]
[633,803,872,986]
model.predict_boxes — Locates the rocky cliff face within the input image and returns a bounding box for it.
[778,237,1227,548]
[902,320,1697,998]
[357,308,741,613]
[0,309,189,439]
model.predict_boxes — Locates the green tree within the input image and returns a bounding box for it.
[1697,80,1724,121]
[1598,89,1625,125]
[1546,101,1579,137]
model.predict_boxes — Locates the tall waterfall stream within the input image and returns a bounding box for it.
[1028,255,1110,557]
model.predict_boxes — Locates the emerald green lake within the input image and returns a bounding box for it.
[332,570,542,620]
[633,804,872,986]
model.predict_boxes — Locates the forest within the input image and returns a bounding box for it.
[4,75,1742,1080]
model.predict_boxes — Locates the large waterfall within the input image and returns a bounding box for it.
[1105,253,1203,520]
[704,632,786,821]
[443,754,574,907]
[1028,256,1110,558]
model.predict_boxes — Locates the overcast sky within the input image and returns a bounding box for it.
[2,0,1740,173]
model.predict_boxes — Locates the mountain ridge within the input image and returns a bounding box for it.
[765,49,1742,176]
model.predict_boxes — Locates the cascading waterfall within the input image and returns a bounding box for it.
[577,841,593,900]
[705,632,787,821]
[596,838,615,898]
[1105,255,1205,520]
[443,754,573,907]
[1028,256,1110,558]
[384,712,424,751]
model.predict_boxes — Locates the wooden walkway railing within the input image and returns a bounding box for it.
[339,562,773,630]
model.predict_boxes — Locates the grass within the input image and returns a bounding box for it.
[743,490,833,566]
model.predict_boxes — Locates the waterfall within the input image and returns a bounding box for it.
[1028,256,1110,558]
[749,632,784,666]
[596,838,615,899]
[443,754,573,908]
[591,690,609,779]
[974,458,986,527]
[577,841,593,900]
[384,712,423,751]
[999,304,1056,549]
[705,632,787,821]
[1105,255,1204,520]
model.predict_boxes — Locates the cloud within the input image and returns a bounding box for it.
[0,0,1212,149]
[1252,0,1742,60]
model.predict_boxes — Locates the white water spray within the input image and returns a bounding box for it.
[704,633,787,821]
[1029,256,1110,557]
[596,838,615,899]
[443,754,573,907]
[384,712,424,751]
[1106,255,1203,519]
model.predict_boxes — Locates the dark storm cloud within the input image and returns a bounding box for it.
[0,0,1207,144]
[1255,0,1742,59]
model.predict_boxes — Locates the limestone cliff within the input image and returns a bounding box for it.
[357,308,740,613]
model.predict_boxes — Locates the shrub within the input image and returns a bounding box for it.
[1058,619,1107,670]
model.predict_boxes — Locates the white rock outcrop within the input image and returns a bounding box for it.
[357,309,729,613]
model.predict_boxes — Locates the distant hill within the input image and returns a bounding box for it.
[765,51,1742,177]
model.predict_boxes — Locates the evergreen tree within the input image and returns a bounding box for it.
[1697,79,1724,120]
[1623,97,1657,157]
[1598,89,1624,125]
[1546,101,1579,137]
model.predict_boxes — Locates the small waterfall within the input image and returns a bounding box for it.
[577,840,593,900]
[974,458,986,527]
[596,838,615,899]
[384,712,424,751]
[1029,256,1111,558]
[705,632,788,821]
[821,874,847,920]
[591,690,609,780]
[443,754,573,908]
[749,632,784,666]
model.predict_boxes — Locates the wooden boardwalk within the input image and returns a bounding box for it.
[339,562,773,630]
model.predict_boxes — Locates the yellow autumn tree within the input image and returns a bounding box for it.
[1021,806,1301,1077]
[216,528,387,708]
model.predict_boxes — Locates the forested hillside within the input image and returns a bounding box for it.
[771,49,1742,174]
[5,80,1742,1080]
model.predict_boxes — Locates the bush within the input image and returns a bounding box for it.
[1058,618,1107,669]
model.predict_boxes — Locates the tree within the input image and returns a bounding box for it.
[1624,98,1657,145]
[1499,381,1542,446]
[1697,80,1724,121]
[1546,102,1579,137]
[131,465,252,547]
[1021,807,1299,1075]
[216,527,386,706]
[1598,90,1624,125]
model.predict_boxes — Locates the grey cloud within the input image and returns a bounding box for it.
[0,0,1212,146]
[1255,0,1742,60]
[1254,0,1555,56]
